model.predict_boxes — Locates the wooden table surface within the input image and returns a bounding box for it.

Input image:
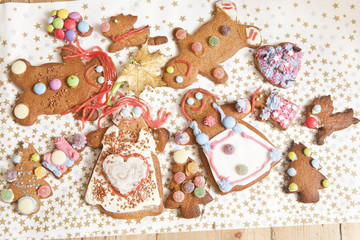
[1,0,360,239]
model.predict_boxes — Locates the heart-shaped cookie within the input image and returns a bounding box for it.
[255,42,303,88]
[102,154,149,197]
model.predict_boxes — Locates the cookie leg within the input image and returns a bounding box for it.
[199,65,228,84]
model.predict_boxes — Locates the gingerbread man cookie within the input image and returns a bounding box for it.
[163,0,262,89]
[10,44,116,127]
[176,88,281,195]
[304,95,359,145]
[165,150,213,219]
[85,97,170,219]
[1,143,52,215]
[100,14,168,53]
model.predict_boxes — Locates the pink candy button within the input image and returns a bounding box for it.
[191,42,202,53]
[173,191,185,203]
[174,172,186,183]
[193,176,205,187]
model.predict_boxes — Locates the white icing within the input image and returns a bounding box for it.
[14,104,29,119]
[204,124,274,187]
[246,27,262,46]
[102,154,148,195]
[216,0,237,21]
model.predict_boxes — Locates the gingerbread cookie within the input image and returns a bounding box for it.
[176,88,281,195]
[85,97,170,219]
[165,150,213,219]
[255,42,303,88]
[10,44,116,127]
[47,9,93,42]
[1,143,52,215]
[253,88,299,130]
[304,95,359,145]
[42,133,86,179]
[162,0,262,89]
[285,141,329,203]
[100,14,168,53]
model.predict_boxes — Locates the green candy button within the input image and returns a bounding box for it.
[47,25,54,33]
[236,164,248,176]
[31,153,40,162]
[67,75,79,87]
[194,187,205,198]
[166,66,174,74]
[53,18,64,29]
[208,36,220,46]
[288,183,298,192]
[322,179,330,188]
[1,189,14,203]
[51,10,57,16]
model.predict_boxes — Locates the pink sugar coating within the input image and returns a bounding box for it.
[193,176,205,187]
[174,172,186,183]
[173,191,185,202]
[203,116,216,127]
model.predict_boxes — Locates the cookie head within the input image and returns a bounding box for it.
[253,90,267,109]
[181,89,220,121]
[305,96,333,129]
[101,14,138,38]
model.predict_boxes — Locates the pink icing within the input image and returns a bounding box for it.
[204,116,216,127]
[270,98,299,129]
[55,137,80,162]
[44,153,52,164]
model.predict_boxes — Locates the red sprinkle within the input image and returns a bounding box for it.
[174,172,186,183]
[173,191,185,203]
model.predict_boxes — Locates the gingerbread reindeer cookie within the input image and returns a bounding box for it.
[304,95,359,145]
[163,0,262,89]
[175,88,281,195]
[85,97,170,219]
[1,143,52,215]
[100,14,168,53]
[165,150,213,219]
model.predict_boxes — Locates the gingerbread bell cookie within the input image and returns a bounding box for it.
[255,42,303,88]
[304,95,359,145]
[85,97,170,219]
[253,88,299,130]
[1,143,53,215]
[10,44,116,127]
[162,0,262,89]
[47,9,93,42]
[285,141,329,203]
[176,88,281,195]
[100,14,168,53]
[42,133,86,179]
[165,150,213,219]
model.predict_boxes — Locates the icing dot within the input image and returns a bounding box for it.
[52,18,64,29]
[51,150,66,165]
[287,168,297,177]
[195,92,203,100]
[50,78,62,90]
[288,183,298,192]
[97,76,105,84]
[54,29,65,40]
[182,181,195,193]
[175,132,190,145]
[311,159,320,169]
[33,83,46,95]
[47,17,54,24]
[174,172,186,184]
[114,19,118,23]
[13,155,21,164]
[38,186,51,198]
[322,179,330,188]
[14,104,29,119]
[186,98,194,105]
[95,65,103,73]
[173,149,188,164]
[47,24,54,32]
[223,116,236,129]
[65,29,76,42]
[186,162,199,174]
[194,187,206,198]
[31,153,40,162]
[218,179,232,192]
[17,196,37,215]
[288,152,297,161]
[1,189,14,203]
[6,170,17,182]
[121,108,130,117]
[69,12,81,21]
[236,164,248,175]
[100,22,111,33]
[213,67,225,79]
[196,133,209,145]
[175,76,183,83]
[223,144,235,155]
[50,10,57,16]
[34,166,47,179]
[166,66,174,73]
[67,75,79,87]
[304,148,312,156]
[305,116,317,129]
[173,191,185,203]
[132,107,142,116]
[312,105,322,114]
[208,36,220,46]
[77,21,90,33]
[193,176,205,187]
[175,29,186,40]
[191,42,202,53]
[221,25,232,36]
[57,9,69,19]
[11,60,27,75]
[64,19,76,30]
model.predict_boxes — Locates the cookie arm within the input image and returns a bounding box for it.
[152,128,170,153]
[86,127,109,148]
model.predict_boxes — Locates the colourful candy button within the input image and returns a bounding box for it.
[97,76,105,84]
[67,75,79,87]
[31,153,40,162]
[65,29,77,42]
[53,17,64,29]
[132,107,142,116]
[223,144,235,155]
[288,152,297,160]
[175,29,186,40]
[77,21,90,33]
[183,181,195,193]
[175,132,190,145]
[38,186,51,198]
[322,179,330,188]
[57,9,69,19]
[100,22,110,33]
[312,105,321,114]
[11,60,27,74]
[47,24,54,33]
[17,196,36,215]
[304,148,312,156]
[34,166,47,179]
[208,36,220,46]
[121,108,130,117]
[69,12,81,21]
[305,116,317,129]
[194,187,205,198]
[186,97,194,105]
[193,176,205,187]
[173,191,185,203]
[191,42,202,53]
[213,67,225,79]
[51,150,66,165]
[166,66,174,74]
[50,10,57,16]
[288,183,298,192]
[50,78,62,90]
[173,149,188,164]
[186,162,199,174]
[54,29,65,40]
[95,65,103,73]
[14,104,29,119]
[287,168,297,177]
[64,19,76,30]
[195,92,203,100]
[236,164,248,175]
[175,76,183,83]
[174,172,186,184]
[13,155,21,164]
[311,159,320,169]
[221,25,232,36]
[33,83,46,95]
[1,189,14,203]
[6,169,17,182]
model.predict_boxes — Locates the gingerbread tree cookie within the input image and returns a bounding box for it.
[285,141,329,203]
[100,13,168,53]
[162,0,262,89]
[165,150,213,219]
[1,143,53,215]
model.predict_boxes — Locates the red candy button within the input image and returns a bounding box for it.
[193,176,205,187]
[173,191,185,203]
[174,172,186,184]
[305,116,317,129]
[191,42,202,53]
[38,185,51,198]
[64,19,76,30]
[175,29,186,40]
[54,29,65,40]
[213,67,225,79]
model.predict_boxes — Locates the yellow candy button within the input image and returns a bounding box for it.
[57,9,69,19]
[186,162,199,174]
[34,166,47,179]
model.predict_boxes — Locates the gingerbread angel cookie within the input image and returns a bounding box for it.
[100,14,168,53]
[10,44,116,127]
[165,150,213,219]
[285,141,329,203]
[304,95,359,145]
[253,88,299,130]
[163,0,262,89]
[85,97,170,219]
[1,143,52,215]
[176,88,281,195]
